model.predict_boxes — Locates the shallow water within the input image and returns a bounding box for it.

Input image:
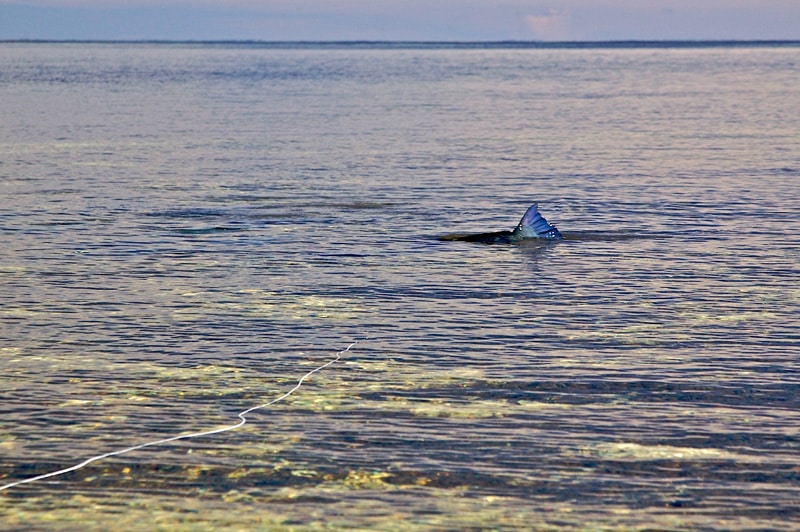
[1,42,799,529]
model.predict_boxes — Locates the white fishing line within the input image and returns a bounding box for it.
[0,341,358,493]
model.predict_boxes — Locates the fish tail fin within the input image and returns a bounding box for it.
[514,203,563,239]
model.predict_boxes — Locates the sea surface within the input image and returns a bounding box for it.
[1,41,799,530]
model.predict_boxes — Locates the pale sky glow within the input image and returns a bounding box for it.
[1,0,799,41]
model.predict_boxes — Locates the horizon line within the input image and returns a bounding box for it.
[2,39,800,47]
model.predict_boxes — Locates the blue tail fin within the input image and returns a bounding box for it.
[514,204,563,240]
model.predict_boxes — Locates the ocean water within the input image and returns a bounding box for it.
[1,42,799,529]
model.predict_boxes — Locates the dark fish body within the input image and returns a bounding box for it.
[441,203,563,244]
[440,230,515,244]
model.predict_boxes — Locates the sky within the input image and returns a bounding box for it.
[1,0,799,42]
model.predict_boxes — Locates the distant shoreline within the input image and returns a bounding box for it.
[2,39,800,49]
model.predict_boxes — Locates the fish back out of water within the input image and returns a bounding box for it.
[440,203,563,243]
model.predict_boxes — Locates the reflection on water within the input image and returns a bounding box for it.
[1,42,799,529]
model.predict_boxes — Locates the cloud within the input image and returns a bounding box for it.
[524,9,572,41]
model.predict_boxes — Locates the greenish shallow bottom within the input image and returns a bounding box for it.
[0,483,779,531]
